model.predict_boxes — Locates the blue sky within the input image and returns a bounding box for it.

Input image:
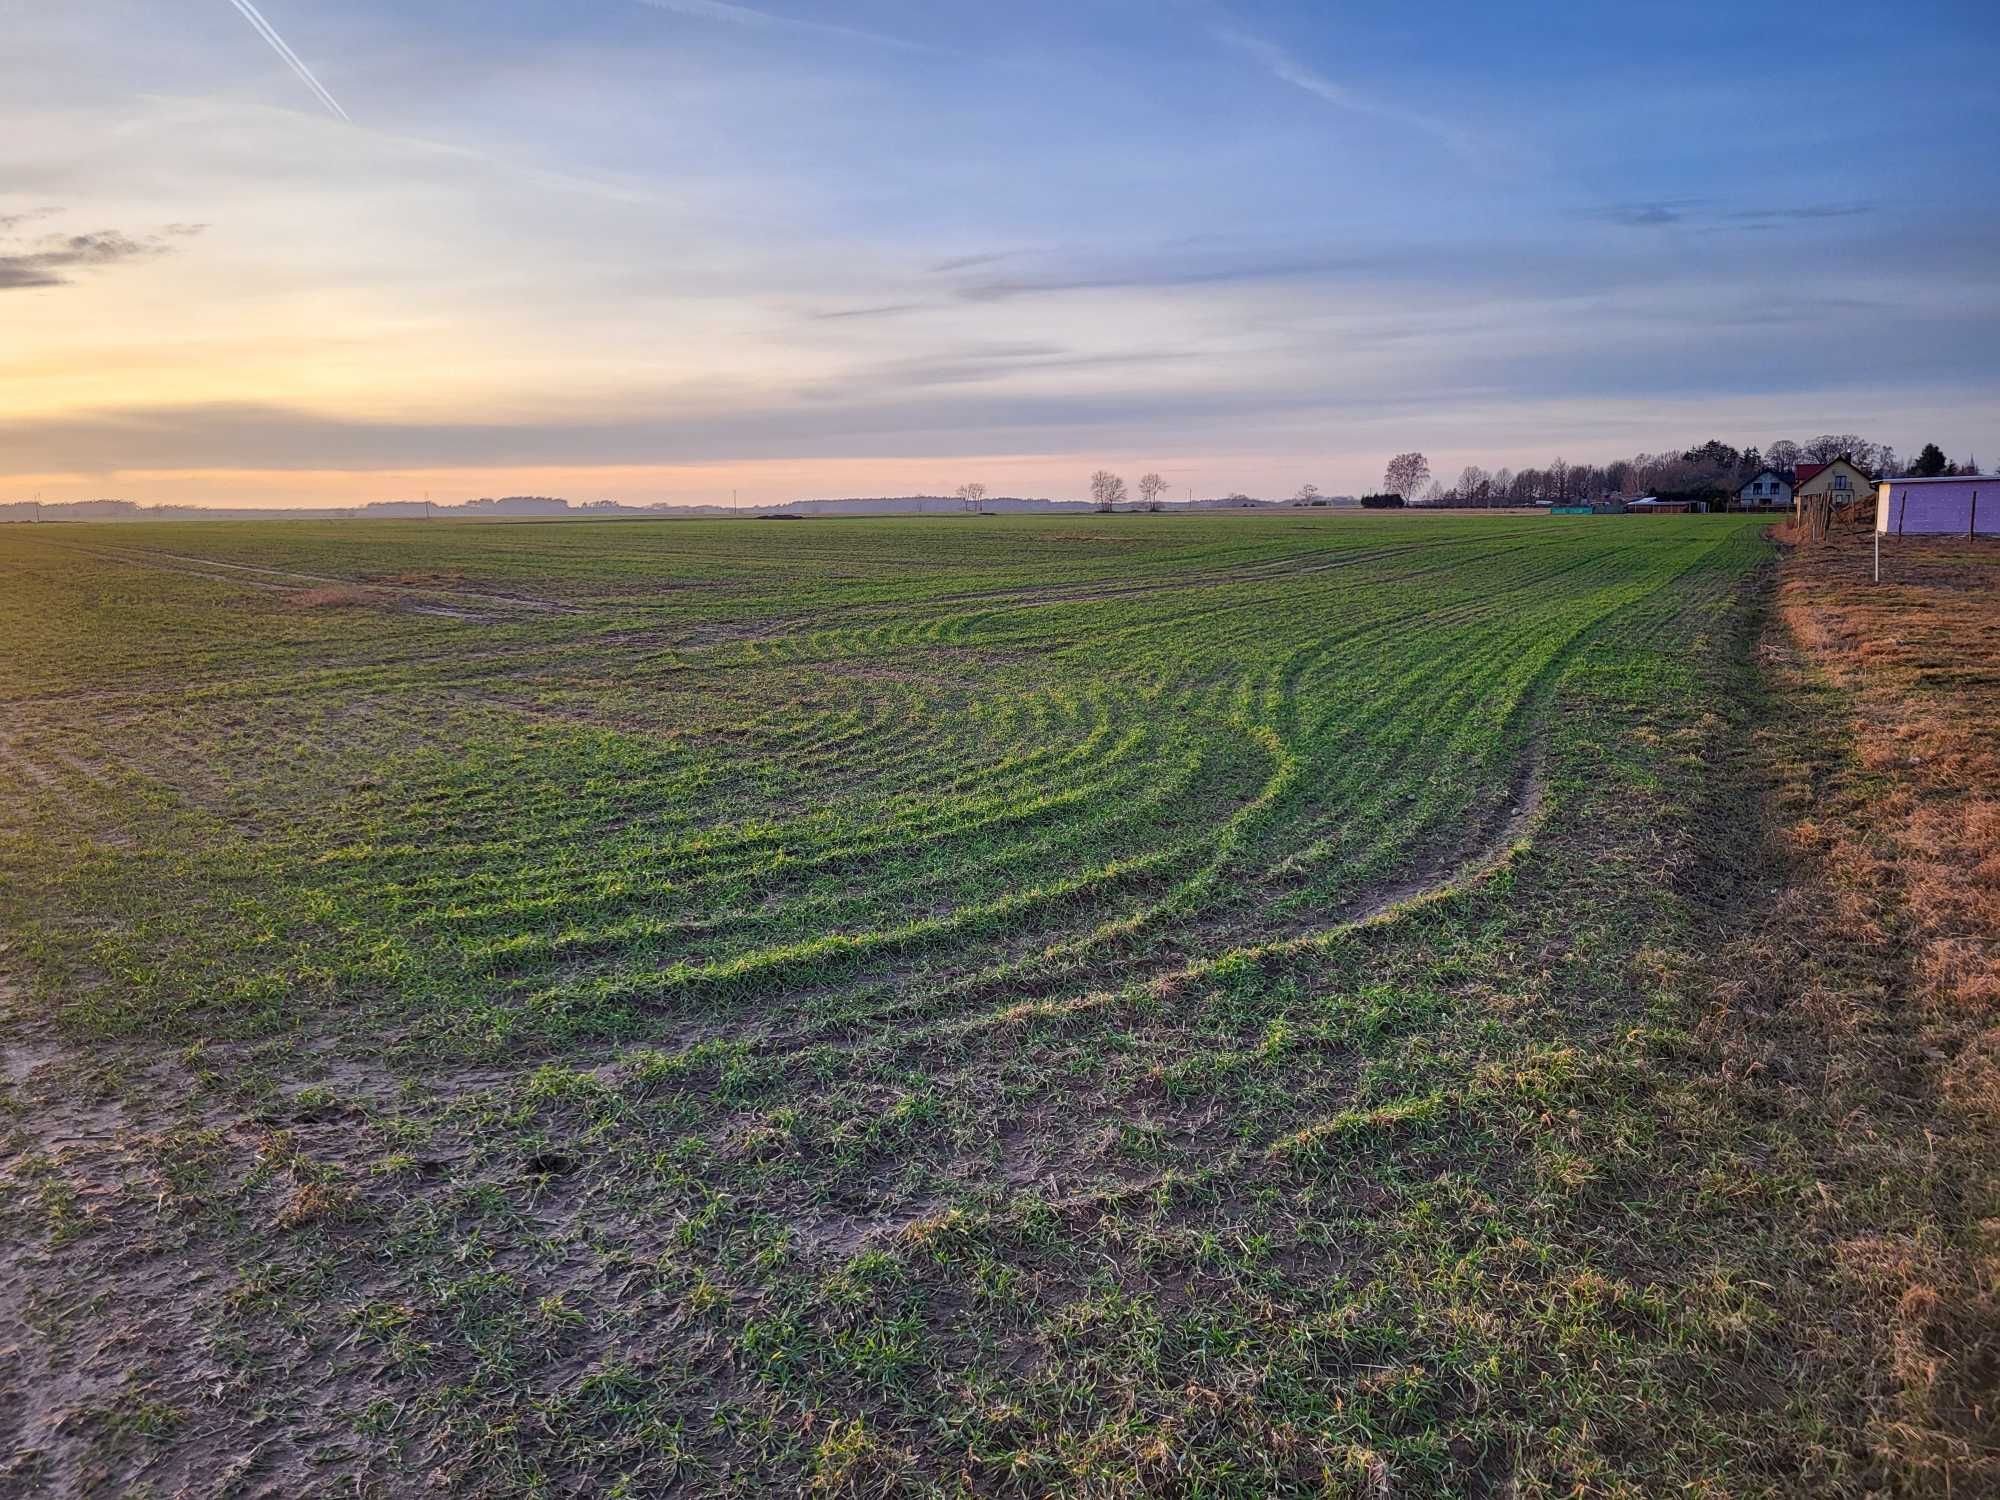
[4,0,1997,503]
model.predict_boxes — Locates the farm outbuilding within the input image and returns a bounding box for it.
[1875,476,1997,537]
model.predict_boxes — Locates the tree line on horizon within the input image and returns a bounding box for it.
[1383,435,1985,506]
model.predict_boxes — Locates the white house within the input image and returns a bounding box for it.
[1735,468,1794,510]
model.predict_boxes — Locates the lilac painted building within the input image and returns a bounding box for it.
[1875,476,1998,537]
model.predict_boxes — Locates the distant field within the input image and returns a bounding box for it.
[2,514,1986,1496]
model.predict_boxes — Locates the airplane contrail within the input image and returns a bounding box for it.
[1214,27,1484,166]
[225,0,351,121]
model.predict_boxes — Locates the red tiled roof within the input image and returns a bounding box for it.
[1795,463,1827,485]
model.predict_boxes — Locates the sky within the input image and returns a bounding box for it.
[5,0,1998,507]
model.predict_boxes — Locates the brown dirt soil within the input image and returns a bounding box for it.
[285,585,380,609]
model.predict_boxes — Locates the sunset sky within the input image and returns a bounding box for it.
[6,0,1998,506]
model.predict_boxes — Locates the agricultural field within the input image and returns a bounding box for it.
[0,513,1990,1496]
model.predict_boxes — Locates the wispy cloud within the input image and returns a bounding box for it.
[929,251,1021,274]
[1214,28,1486,164]
[224,0,350,121]
[0,206,62,234]
[1598,200,1700,227]
[830,342,1195,393]
[808,302,928,321]
[0,225,203,292]
[953,247,1376,302]
[631,0,932,52]
[1723,202,1871,228]
[1598,199,1875,231]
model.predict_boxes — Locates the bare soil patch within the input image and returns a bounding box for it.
[285,584,379,609]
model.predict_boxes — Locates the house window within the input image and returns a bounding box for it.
[1834,474,1849,492]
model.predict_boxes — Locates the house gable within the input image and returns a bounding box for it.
[1736,467,1793,500]
[1795,458,1871,499]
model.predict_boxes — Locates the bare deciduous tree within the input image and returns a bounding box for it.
[1547,457,1572,503]
[1764,439,1802,472]
[1454,465,1490,506]
[1801,433,1871,465]
[1138,473,1167,511]
[1383,452,1429,500]
[1293,483,1320,505]
[1090,471,1127,512]
[954,482,988,514]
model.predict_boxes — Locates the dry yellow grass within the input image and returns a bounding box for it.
[1771,527,2000,1492]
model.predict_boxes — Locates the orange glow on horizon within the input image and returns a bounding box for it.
[2,455,1207,510]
